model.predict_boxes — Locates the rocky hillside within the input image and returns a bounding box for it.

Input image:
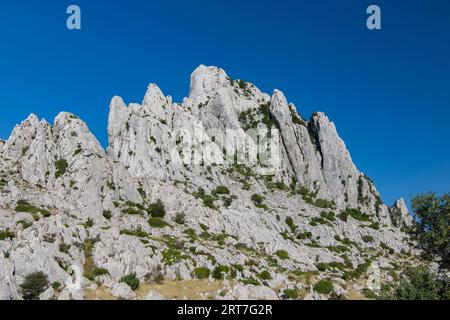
[0,65,420,300]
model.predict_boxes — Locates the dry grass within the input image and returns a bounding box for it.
[346,288,370,300]
[85,286,116,300]
[84,280,227,300]
[136,280,226,300]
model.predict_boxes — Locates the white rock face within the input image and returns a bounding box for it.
[227,285,278,300]
[145,290,165,300]
[390,198,413,228]
[0,258,21,300]
[112,282,136,300]
[0,65,419,300]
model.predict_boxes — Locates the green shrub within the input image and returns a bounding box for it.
[148,217,169,228]
[316,262,329,271]
[17,219,33,229]
[314,279,334,295]
[362,235,374,243]
[103,210,112,220]
[310,217,328,226]
[276,250,289,260]
[52,282,62,291]
[411,193,450,271]
[351,261,371,278]
[368,222,380,230]
[162,248,185,266]
[241,277,260,286]
[345,208,370,222]
[73,147,82,156]
[258,270,272,281]
[232,264,244,272]
[120,227,149,238]
[193,188,218,210]
[122,206,143,215]
[362,288,377,299]
[320,211,336,221]
[184,228,198,241]
[174,213,185,225]
[214,186,230,195]
[283,288,299,300]
[337,211,348,222]
[15,200,51,217]
[251,194,268,210]
[382,267,450,300]
[222,196,236,208]
[314,199,334,209]
[59,242,71,254]
[120,273,140,291]
[147,199,166,218]
[20,272,49,300]
[327,245,349,253]
[202,196,217,210]
[297,231,312,240]
[55,159,68,178]
[92,268,110,277]
[212,265,230,280]
[194,267,211,279]
[0,228,15,241]
[285,217,297,233]
[0,178,7,189]
[83,218,94,229]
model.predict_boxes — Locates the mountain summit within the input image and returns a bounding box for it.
[0,66,417,300]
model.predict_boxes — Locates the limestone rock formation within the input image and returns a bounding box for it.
[0,65,420,300]
[390,198,413,229]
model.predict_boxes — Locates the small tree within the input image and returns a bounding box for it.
[120,273,140,291]
[314,279,334,295]
[381,267,449,300]
[20,272,49,300]
[55,159,68,178]
[411,193,449,271]
[147,199,166,218]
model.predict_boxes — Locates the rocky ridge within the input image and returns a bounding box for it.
[0,65,418,300]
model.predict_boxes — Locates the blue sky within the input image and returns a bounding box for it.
[0,0,449,207]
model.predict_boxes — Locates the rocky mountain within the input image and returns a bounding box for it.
[0,65,420,300]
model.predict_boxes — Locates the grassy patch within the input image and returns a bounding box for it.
[15,200,51,217]
[0,228,15,241]
[314,279,334,295]
[120,227,149,238]
[194,267,211,279]
[276,250,289,260]
[148,217,169,228]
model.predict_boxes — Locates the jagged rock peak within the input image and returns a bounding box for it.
[54,111,82,127]
[270,89,291,121]
[390,198,413,228]
[189,65,229,100]
[142,83,172,113]
[1,113,45,160]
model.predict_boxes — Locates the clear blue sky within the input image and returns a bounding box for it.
[0,0,449,207]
